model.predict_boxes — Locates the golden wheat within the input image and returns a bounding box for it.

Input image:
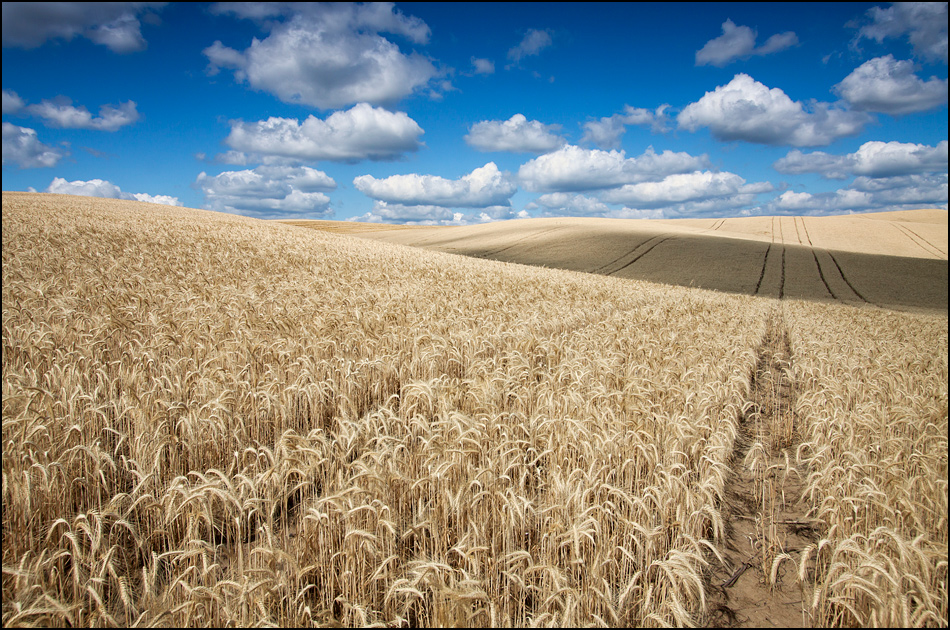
[3,192,946,627]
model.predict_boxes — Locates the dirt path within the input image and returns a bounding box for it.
[704,309,820,627]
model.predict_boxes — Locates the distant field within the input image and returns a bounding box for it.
[285,210,948,313]
[4,192,947,628]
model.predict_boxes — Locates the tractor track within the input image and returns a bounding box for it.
[479,226,565,257]
[892,222,946,258]
[590,233,673,275]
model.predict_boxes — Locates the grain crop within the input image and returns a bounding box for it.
[786,302,947,627]
[2,191,946,627]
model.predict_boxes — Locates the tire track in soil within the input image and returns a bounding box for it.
[597,234,674,276]
[753,244,771,296]
[891,222,947,258]
[809,250,839,301]
[704,309,819,628]
[777,218,786,300]
[480,226,564,257]
[823,250,873,306]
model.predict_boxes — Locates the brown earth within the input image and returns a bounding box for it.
[703,309,817,628]
[283,210,948,313]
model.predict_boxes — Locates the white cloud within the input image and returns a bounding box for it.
[44,177,181,206]
[773,149,854,180]
[532,192,613,217]
[696,19,798,67]
[196,165,336,218]
[605,207,668,220]
[1,2,163,53]
[835,55,948,115]
[1,122,66,168]
[518,145,711,192]
[215,150,251,166]
[26,98,140,131]
[204,3,437,109]
[857,140,947,177]
[2,89,25,114]
[775,140,948,179]
[770,189,874,213]
[354,162,517,208]
[601,170,773,208]
[853,2,948,64]
[580,105,672,149]
[352,201,515,225]
[464,114,565,153]
[224,103,424,162]
[507,28,553,65]
[580,116,627,151]
[768,173,948,214]
[212,2,432,43]
[677,73,871,146]
[525,170,774,220]
[355,201,460,224]
[471,57,495,75]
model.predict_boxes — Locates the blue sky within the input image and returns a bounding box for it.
[2,2,947,223]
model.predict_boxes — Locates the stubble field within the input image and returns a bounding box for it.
[3,191,947,627]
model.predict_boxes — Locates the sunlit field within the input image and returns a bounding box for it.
[3,192,947,627]
[295,209,947,313]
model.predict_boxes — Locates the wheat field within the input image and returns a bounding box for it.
[3,191,947,627]
[309,210,948,313]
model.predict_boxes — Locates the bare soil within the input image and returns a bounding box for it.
[704,310,819,627]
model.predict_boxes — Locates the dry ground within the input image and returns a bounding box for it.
[284,210,948,313]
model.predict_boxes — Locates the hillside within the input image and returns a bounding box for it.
[286,210,948,313]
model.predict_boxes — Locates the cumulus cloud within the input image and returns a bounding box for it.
[852,2,948,64]
[580,116,627,151]
[195,165,336,218]
[581,105,672,149]
[471,57,495,75]
[769,172,948,214]
[773,149,855,180]
[1,2,163,53]
[464,114,565,153]
[354,162,517,209]
[835,55,948,115]
[507,28,553,65]
[600,170,773,208]
[351,200,517,225]
[774,140,949,180]
[518,145,711,193]
[204,3,437,109]
[2,122,67,168]
[769,189,874,214]
[677,73,872,146]
[2,89,25,114]
[695,19,798,67]
[531,192,613,217]
[224,103,424,163]
[26,98,140,131]
[43,177,181,205]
